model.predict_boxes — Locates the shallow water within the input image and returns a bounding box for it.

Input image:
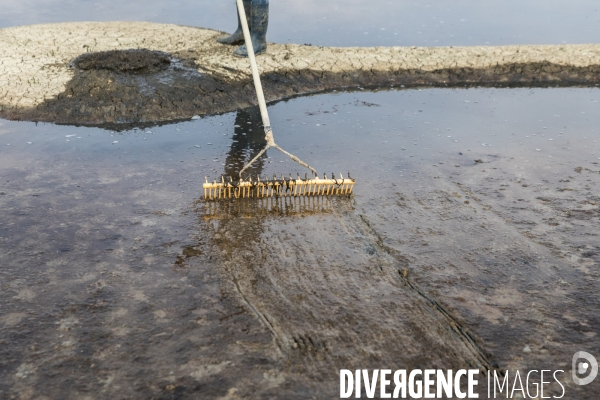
[1,87,600,398]
[2,0,600,47]
[2,87,598,188]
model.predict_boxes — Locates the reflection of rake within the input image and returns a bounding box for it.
[203,0,355,200]
[201,195,349,219]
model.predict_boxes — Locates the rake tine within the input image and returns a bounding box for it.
[201,169,356,200]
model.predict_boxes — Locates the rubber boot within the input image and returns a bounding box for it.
[233,0,269,57]
[216,0,252,45]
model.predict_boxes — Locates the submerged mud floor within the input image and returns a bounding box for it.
[1,87,600,398]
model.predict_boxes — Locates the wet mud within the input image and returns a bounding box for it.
[33,52,227,126]
[71,49,171,74]
[197,197,497,388]
[14,56,600,127]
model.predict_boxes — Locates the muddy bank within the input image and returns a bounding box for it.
[1,21,600,125]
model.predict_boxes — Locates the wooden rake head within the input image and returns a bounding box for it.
[203,173,355,200]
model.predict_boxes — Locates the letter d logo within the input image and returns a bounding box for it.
[572,351,598,385]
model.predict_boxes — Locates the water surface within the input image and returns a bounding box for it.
[1,0,599,47]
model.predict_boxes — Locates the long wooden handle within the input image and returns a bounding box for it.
[236,0,273,143]
[234,0,319,179]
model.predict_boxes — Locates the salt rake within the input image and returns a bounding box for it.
[203,0,355,200]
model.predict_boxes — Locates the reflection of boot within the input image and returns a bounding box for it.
[233,1,269,57]
[216,0,252,45]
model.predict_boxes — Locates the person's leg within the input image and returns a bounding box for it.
[216,0,252,45]
[233,0,269,57]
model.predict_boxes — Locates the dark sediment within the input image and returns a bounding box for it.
[11,55,600,126]
[71,49,171,74]
[1,22,599,125]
